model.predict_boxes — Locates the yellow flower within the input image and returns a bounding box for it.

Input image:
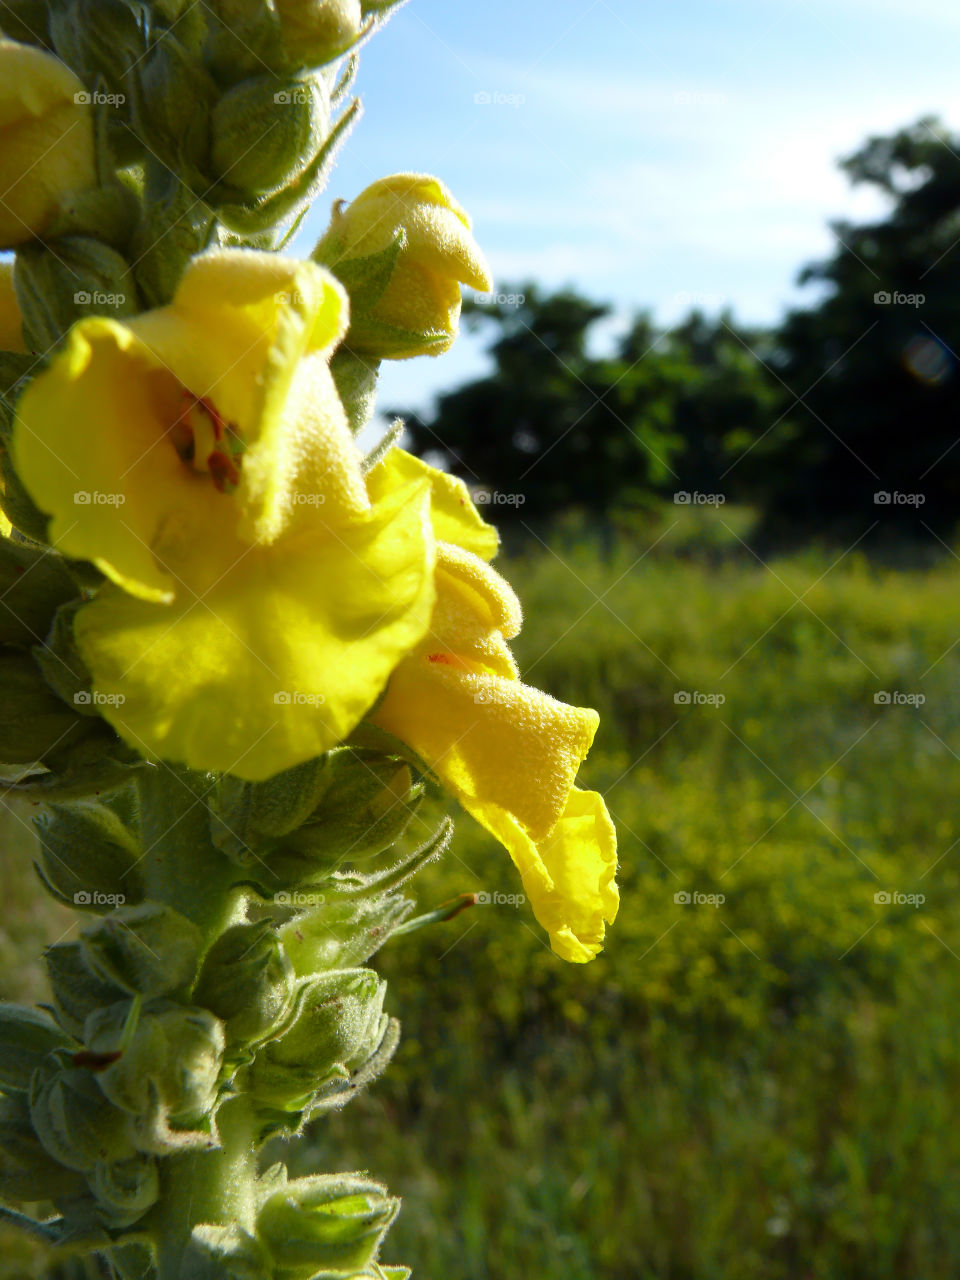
[0,260,26,352]
[12,251,435,780]
[314,173,492,359]
[367,449,619,962]
[0,39,97,248]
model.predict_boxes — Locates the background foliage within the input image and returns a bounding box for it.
[5,510,960,1278]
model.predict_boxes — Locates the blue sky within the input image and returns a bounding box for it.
[295,0,960,418]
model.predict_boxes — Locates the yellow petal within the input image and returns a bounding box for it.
[75,476,436,780]
[0,39,96,246]
[367,448,499,562]
[480,789,619,962]
[372,655,597,843]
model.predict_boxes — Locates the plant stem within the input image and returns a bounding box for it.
[136,764,245,938]
[149,1096,257,1280]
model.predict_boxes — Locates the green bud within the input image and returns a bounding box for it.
[80,904,202,999]
[0,535,76,647]
[209,755,331,866]
[278,892,413,973]
[269,749,423,877]
[0,646,107,771]
[135,35,219,177]
[89,1152,159,1228]
[180,1224,272,1280]
[33,599,98,712]
[250,968,389,1112]
[86,1000,225,1130]
[258,1172,398,1277]
[0,1003,75,1092]
[211,73,329,199]
[0,1092,87,1201]
[45,941,130,1038]
[30,1056,135,1173]
[273,0,364,66]
[331,347,380,433]
[193,921,296,1047]
[108,1243,157,1280]
[14,237,139,350]
[130,177,216,309]
[35,799,143,913]
[49,0,145,95]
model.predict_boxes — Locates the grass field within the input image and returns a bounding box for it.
[5,510,960,1278]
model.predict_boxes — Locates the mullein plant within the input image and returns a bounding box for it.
[0,1,619,1276]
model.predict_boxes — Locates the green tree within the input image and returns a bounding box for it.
[746,117,960,542]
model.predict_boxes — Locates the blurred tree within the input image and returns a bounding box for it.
[745,117,960,542]
[397,286,776,540]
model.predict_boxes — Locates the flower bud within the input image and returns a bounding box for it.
[89,1152,159,1229]
[0,533,77,647]
[48,0,144,98]
[273,0,363,65]
[45,940,129,1038]
[85,1000,225,1133]
[0,1005,74,1094]
[258,1171,398,1277]
[135,36,219,178]
[0,647,108,770]
[180,1224,272,1280]
[211,73,329,199]
[193,921,296,1047]
[278,892,413,974]
[80,904,203,1000]
[313,173,492,359]
[0,1092,87,1201]
[14,234,139,350]
[250,968,388,1111]
[29,1055,135,1172]
[35,799,144,913]
[0,261,25,352]
[268,748,423,879]
[0,38,97,247]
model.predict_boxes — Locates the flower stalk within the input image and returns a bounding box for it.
[0,1,619,1276]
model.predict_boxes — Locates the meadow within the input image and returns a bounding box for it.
[5,509,960,1278]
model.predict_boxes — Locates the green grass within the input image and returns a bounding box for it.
[7,522,960,1278]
